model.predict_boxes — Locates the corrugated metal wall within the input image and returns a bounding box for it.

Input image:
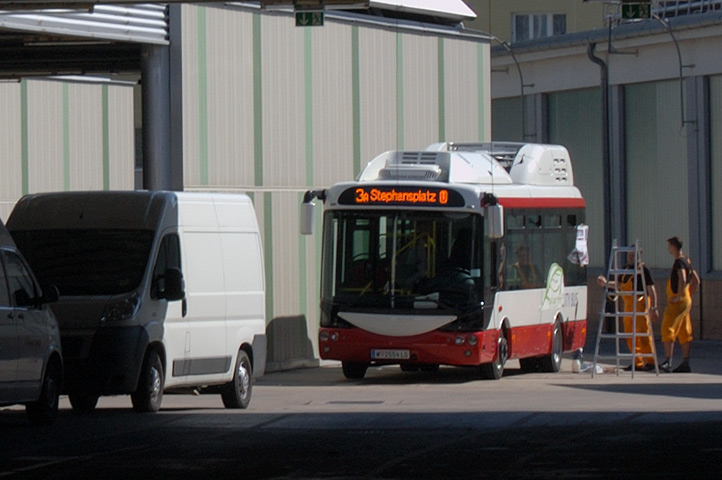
[547,88,604,267]
[491,96,523,141]
[181,5,491,368]
[494,81,691,270]
[0,4,169,45]
[0,83,22,220]
[0,79,135,221]
[625,80,689,268]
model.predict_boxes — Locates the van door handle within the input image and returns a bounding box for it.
[182,298,187,318]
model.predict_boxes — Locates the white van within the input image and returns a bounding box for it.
[7,191,266,413]
[0,218,63,423]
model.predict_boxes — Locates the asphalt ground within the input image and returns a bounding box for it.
[1,340,721,479]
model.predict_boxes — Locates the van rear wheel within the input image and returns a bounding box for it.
[131,350,164,413]
[222,350,252,409]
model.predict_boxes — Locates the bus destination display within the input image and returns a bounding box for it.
[338,186,465,207]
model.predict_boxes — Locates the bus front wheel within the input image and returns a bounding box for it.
[342,362,368,379]
[480,331,508,380]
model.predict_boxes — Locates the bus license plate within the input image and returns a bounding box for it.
[371,349,410,360]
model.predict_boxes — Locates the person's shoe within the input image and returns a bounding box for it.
[673,363,691,373]
[659,361,671,373]
[642,363,656,371]
[623,364,645,371]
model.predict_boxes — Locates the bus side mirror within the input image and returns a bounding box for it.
[300,189,326,235]
[486,204,504,239]
[300,200,315,235]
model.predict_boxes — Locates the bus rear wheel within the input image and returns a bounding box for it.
[540,321,563,373]
[342,362,368,379]
[480,331,508,380]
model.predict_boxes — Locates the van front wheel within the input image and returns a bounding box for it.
[131,350,164,413]
[222,350,252,409]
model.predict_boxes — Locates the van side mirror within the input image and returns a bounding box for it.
[300,201,315,235]
[161,267,185,301]
[486,204,504,240]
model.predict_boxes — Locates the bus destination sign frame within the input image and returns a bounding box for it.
[338,185,465,207]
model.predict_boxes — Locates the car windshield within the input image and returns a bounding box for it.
[11,229,154,296]
[321,210,483,309]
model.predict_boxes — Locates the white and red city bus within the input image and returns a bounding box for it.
[301,142,588,379]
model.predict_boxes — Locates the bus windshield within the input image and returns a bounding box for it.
[11,229,155,296]
[322,210,483,310]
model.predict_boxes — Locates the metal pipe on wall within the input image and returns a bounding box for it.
[587,42,612,260]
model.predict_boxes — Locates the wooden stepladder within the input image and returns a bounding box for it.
[592,240,659,377]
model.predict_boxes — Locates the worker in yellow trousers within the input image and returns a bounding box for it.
[598,249,659,371]
[660,236,699,373]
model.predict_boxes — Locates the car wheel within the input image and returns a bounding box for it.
[26,361,62,424]
[221,350,253,409]
[131,349,164,413]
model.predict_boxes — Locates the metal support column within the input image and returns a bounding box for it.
[686,75,709,338]
[141,43,172,191]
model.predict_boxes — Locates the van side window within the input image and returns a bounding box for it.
[151,234,181,300]
[2,250,38,308]
[0,251,11,307]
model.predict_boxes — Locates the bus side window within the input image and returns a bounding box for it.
[527,214,542,228]
[505,214,526,290]
[541,214,564,279]
[564,217,586,286]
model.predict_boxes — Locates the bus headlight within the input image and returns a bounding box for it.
[467,335,479,346]
[455,336,464,345]
[320,331,329,342]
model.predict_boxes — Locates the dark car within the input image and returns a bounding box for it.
[0,218,62,424]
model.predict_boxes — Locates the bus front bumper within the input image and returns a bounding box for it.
[318,327,499,367]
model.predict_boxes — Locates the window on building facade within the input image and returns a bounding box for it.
[512,13,566,42]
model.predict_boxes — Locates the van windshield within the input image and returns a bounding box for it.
[11,229,155,296]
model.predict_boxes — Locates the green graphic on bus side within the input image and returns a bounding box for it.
[541,262,564,311]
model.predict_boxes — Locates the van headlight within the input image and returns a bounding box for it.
[101,294,141,323]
